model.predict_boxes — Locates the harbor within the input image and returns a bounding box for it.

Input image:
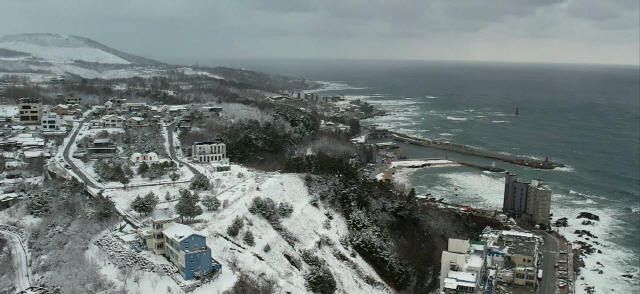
[366,127,563,170]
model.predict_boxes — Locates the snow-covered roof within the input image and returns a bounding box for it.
[128,116,144,121]
[445,271,477,289]
[163,223,201,242]
[53,104,69,109]
[23,150,44,158]
[102,114,124,120]
[500,230,534,239]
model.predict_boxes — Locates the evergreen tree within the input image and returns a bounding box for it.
[202,194,221,211]
[169,172,180,185]
[143,191,159,214]
[190,173,210,190]
[137,162,149,176]
[175,189,202,221]
[131,195,146,215]
[226,216,244,237]
[243,230,255,246]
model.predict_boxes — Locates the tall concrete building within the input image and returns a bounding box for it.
[18,97,43,124]
[503,173,552,226]
[503,172,529,213]
[525,180,552,226]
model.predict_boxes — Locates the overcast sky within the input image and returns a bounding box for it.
[1,0,638,65]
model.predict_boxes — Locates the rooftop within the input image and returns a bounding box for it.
[163,223,203,242]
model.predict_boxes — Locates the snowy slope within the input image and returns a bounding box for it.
[94,164,393,293]
[0,41,130,64]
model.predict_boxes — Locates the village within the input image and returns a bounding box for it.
[0,75,579,294]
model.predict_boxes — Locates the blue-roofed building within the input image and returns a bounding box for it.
[161,223,221,280]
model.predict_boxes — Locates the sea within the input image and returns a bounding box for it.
[210,59,640,293]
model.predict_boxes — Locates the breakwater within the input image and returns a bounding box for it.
[382,130,562,169]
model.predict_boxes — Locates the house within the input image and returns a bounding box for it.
[139,208,174,255]
[65,93,82,105]
[202,106,222,118]
[192,142,227,163]
[104,101,114,109]
[126,117,147,127]
[162,223,221,280]
[124,102,149,112]
[18,98,43,124]
[88,138,117,154]
[50,104,69,115]
[130,152,158,163]
[439,239,489,293]
[102,115,125,128]
[480,228,540,288]
[41,113,61,131]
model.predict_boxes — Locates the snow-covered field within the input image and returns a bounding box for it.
[0,41,130,64]
[93,165,392,293]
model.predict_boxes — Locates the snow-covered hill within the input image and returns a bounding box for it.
[0,33,167,81]
[99,165,393,294]
[0,33,162,65]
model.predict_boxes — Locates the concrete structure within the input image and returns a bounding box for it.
[130,152,159,163]
[124,102,149,112]
[439,238,494,294]
[525,180,552,226]
[65,93,81,105]
[50,104,69,115]
[162,223,218,280]
[480,228,540,289]
[202,106,223,118]
[18,98,42,124]
[88,138,117,154]
[40,113,60,131]
[125,117,147,127]
[503,172,529,213]
[503,173,552,226]
[192,141,227,163]
[102,115,125,128]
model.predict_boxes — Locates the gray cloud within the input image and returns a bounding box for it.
[0,0,637,65]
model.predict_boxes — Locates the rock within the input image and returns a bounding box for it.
[555,217,569,227]
[577,212,600,221]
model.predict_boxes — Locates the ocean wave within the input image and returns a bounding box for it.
[446,116,468,121]
[425,95,439,99]
[492,120,508,123]
[314,81,367,91]
[439,133,454,137]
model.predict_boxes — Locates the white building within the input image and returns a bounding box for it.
[41,112,61,131]
[126,116,147,127]
[102,115,125,128]
[130,152,159,163]
[192,141,227,163]
[439,238,491,294]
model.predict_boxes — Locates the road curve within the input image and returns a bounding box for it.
[0,227,30,291]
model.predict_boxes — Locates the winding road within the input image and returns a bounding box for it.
[166,122,202,177]
[0,225,30,292]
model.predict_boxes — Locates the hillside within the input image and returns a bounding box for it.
[0,33,162,65]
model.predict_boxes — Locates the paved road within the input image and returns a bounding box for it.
[0,227,30,291]
[537,230,560,294]
[62,118,99,189]
[166,122,202,177]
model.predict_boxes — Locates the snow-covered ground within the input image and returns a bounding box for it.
[0,41,130,64]
[95,165,393,293]
[0,225,31,291]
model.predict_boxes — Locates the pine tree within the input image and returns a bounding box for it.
[137,162,149,176]
[190,173,210,190]
[226,216,244,237]
[243,230,255,246]
[201,194,221,211]
[143,191,158,214]
[175,189,202,221]
[131,195,146,215]
[169,172,180,185]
